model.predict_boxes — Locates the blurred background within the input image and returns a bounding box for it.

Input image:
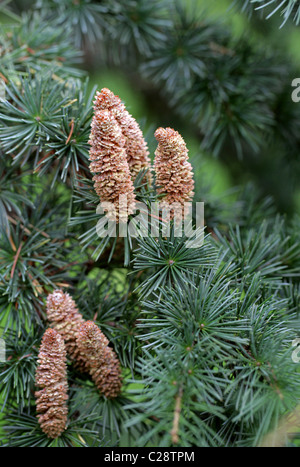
[1,0,300,216]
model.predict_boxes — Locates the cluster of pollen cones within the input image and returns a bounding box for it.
[35,90,195,440]
[88,88,151,222]
[88,88,194,222]
[35,289,122,439]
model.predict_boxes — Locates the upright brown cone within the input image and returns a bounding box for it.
[46,290,86,372]
[35,328,68,439]
[88,109,136,222]
[93,88,152,184]
[76,321,122,399]
[154,127,194,219]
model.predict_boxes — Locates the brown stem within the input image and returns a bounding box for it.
[11,242,23,279]
[170,385,183,445]
[65,119,75,145]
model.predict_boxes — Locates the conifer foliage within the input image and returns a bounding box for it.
[0,0,300,449]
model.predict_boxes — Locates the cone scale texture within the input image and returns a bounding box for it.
[93,88,152,183]
[154,127,194,219]
[35,328,68,439]
[46,290,86,372]
[77,320,122,399]
[88,109,136,222]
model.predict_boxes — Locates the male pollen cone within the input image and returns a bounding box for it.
[93,88,152,184]
[154,127,194,219]
[35,328,68,439]
[46,290,86,372]
[88,109,136,222]
[76,320,122,399]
